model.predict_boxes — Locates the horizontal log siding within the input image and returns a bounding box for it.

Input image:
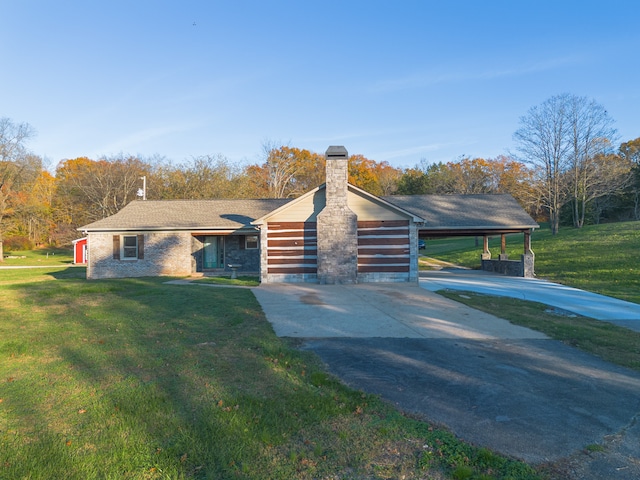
[357,220,410,274]
[358,265,410,273]
[266,222,317,275]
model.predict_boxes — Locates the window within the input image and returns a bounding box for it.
[113,234,144,260]
[123,235,138,258]
[245,235,259,249]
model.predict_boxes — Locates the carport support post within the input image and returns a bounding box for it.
[481,235,491,260]
[524,230,533,255]
[498,234,508,260]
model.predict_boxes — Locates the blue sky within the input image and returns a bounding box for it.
[2,1,639,170]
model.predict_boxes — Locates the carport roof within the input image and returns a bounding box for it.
[382,194,538,234]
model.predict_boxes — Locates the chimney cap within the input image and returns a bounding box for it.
[325,145,348,158]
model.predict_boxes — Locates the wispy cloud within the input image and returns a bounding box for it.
[377,143,451,160]
[368,55,585,93]
[98,123,201,156]
[300,125,421,144]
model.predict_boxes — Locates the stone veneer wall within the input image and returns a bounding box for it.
[316,147,358,284]
[481,253,535,278]
[87,231,193,279]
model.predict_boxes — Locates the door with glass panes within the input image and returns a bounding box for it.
[203,236,224,269]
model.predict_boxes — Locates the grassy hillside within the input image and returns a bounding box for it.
[424,221,640,304]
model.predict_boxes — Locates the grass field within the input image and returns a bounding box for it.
[2,222,636,478]
[0,268,537,480]
[423,221,640,304]
[438,291,640,373]
[1,247,74,266]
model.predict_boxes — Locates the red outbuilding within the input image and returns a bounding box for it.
[72,237,88,265]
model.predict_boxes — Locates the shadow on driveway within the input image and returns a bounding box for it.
[253,282,640,477]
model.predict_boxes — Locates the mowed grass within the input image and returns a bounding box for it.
[0,268,538,480]
[424,221,640,304]
[1,247,74,266]
[439,291,640,373]
[193,276,260,287]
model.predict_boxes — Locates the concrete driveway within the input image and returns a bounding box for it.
[421,268,640,332]
[252,280,640,477]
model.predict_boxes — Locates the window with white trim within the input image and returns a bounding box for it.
[245,235,259,249]
[113,234,144,260]
[122,235,138,259]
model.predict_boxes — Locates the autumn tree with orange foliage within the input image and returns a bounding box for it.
[348,154,402,196]
[0,118,40,258]
[9,170,56,246]
[246,144,402,198]
[396,156,536,215]
[245,144,326,198]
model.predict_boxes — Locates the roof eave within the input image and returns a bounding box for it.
[79,226,261,233]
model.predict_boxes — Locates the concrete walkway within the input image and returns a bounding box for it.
[253,281,640,477]
[420,269,640,332]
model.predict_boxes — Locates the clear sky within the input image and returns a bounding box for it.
[2,0,639,170]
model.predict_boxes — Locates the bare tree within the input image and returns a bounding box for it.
[56,154,150,225]
[149,154,244,199]
[514,94,622,233]
[619,138,640,219]
[565,96,626,227]
[0,118,37,260]
[262,141,299,198]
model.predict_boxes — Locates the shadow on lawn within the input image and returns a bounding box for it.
[60,281,282,476]
[47,266,86,280]
[4,275,364,478]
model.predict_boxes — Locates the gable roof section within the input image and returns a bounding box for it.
[79,199,291,232]
[382,194,538,231]
[79,194,536,233]
[252,183,425,225]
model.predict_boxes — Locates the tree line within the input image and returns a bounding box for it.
[1,93,639,256]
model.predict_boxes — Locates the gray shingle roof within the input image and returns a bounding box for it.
[382,194,538,230]
[80,199,292,231]
[79,194,537,233]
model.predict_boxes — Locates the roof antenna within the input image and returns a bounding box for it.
[137,176,147,200]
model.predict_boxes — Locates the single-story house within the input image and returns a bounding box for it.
[79,146,538,282]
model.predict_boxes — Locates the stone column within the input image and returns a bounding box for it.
[522,229,535,277]
[316,146,358,284]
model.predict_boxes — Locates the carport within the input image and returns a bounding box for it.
[383,194,538,277]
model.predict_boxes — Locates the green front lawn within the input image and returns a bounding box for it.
[0,268,538,479]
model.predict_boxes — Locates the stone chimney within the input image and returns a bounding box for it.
[316,146,358,284]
